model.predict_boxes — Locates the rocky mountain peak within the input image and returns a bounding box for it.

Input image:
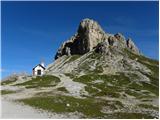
[55,18,140,60]
[2,19,158,119]
[77,18,105,35]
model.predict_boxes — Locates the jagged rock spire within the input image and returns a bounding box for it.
[55,18,140,60]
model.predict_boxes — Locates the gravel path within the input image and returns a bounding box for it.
[1,98,53,118]
[55,74,88,97]
[1,97,82,119]
[0,74,85,119]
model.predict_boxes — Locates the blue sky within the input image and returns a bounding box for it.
[1,1,159,78]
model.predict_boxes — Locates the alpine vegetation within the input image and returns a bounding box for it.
[1,18,159,119]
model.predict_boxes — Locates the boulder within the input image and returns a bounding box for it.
[114,33,127,48]
[108,36,118,46]
[114,33,125,41]
[95,42,109,54]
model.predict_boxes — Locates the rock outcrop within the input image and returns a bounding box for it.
[95,42,109,54]
[55,18,140,59]
[126,38,139,54]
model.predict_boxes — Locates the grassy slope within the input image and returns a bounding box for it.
[73,73,158,99]
[124,49,159,96]
[17,50,158,118]
[1,90,16,95]
[57,87,69,93]
[1,77,18,85]
[14,75,60,88]
[19,93,156,119]
[19,95,105,118]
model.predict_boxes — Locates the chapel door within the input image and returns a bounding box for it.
[37,70,41,75]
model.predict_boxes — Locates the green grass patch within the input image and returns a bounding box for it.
[57,87,69,93]
[74,73,131,87]
[18,95,126,118]
[124,48,159,77]
[124,48,158,66]
[95,90,121,98]
[138,104,158,110]
[64,73,75,79]
[87,51,101,59]
[141,82,158,96]
[74,73,131,97]
[18,94,156,118]
[126,79,158,97]
[67,55,81,63]
[1,90,16,95]
[140,62,159,78]
[75,72,158,98]
[123,49,159,97]
[128,82,143,90]
[1,78,17,85]
[78,60,95,73]
[126,81,158,98]
[18,95,106,118]
[85,86,99,95]
[14,75,60,88]
[125,89,143,98]
[93,65,103,73]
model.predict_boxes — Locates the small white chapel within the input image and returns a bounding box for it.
[32,62,45,76]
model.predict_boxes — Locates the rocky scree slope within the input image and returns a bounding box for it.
[46,18,146,76]
[1,18,159,119]
[45,18,159,118]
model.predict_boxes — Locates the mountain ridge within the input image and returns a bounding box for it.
[55,18,140,60]
[1,18,159,119]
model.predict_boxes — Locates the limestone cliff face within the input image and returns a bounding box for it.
[55,18,140,59]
